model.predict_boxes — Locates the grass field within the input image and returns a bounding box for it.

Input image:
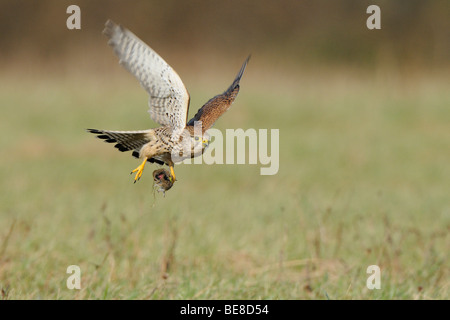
[0,65,448,299]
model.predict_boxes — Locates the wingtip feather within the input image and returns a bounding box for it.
[103,19,123,40]
[227,55,250,93]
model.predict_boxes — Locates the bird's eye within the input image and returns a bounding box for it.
[195,136,199,141]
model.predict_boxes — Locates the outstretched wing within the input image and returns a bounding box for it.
[187,56,250,133]
[103,20,190,134]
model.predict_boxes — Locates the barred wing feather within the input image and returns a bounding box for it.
[103,20,190,135]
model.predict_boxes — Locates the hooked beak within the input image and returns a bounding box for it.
[202,139,209,148]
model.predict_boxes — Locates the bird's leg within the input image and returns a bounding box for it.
[131,157,148,183]
[169,165,176,183]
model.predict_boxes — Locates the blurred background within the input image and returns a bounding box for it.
[1,0,449,74]
[0,0,448,299]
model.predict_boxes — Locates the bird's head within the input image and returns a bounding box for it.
[191,131,210,154]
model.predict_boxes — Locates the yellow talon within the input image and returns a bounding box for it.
[131,157,148,183]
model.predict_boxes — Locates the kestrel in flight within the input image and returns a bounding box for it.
[88,20,249,186]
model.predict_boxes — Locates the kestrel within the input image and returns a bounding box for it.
[88,20,249,185]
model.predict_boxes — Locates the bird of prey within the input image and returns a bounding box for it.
[88,20,249,185]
